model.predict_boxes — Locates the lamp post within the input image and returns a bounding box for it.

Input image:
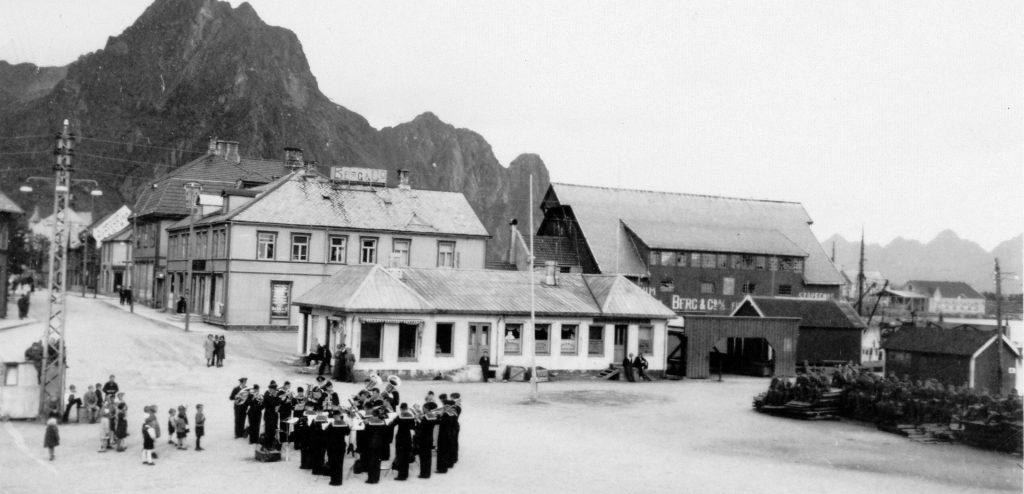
[183,182,202,332]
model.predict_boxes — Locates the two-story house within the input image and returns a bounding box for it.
[164,166,489,331]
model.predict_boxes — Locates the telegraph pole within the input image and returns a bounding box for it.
[183,182,202,332]
[995,258,1004,393]
[856,228,866,316]
[40,119,74,417]
[528,173,538,401]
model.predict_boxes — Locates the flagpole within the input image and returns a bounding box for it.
[529,174,538,401]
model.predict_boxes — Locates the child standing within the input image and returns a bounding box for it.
[166,408,176,445]
[142,407,156,466]
[44,417,60,461]
[194,404,206,451]
[174,406,189,450]
[98,401,111,452]
[114,403,129,452]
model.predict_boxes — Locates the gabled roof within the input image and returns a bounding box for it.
[106,225,133,242]
[882,325,1020,358]
[294,266,677,319]
[731,295,866,329]
[903,281,984,300]
[133,153,284,218]
[623,220,807,257]
[0,191,24,214]
[545,183,842,285]
[169,173,489,237]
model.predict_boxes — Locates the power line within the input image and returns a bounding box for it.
[0,134,51,140]
[78,136,208,154]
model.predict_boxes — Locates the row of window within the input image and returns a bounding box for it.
[168,229,228,260]
[357,321,653,360]
[664,277,793,296]
[649,250,804,273]
[258,232,456,267]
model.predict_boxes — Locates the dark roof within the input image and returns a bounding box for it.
[531,236,582,267]
[294,265,677,319]
[734,296,865,329]
[903,280,984,300]
[0,191,24,214]
[545,183,842,285]
[623,220,807,257]
[133,153,284,218]
[882,325,1012,357]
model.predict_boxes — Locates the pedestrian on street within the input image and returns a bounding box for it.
[479,350,491,383]
[117,285,124,305]
[166,408,177,445]
[317,344,332,376]
[204,335,215,367]
[622,353,635,382]
[175,406,189,450]
[17,291,30,319]
[215,336,226,367]
[194,404,205,451]
[44,417,59,461]
[633,353,652,381]
[141,407,157,466]
[114,403,129,451]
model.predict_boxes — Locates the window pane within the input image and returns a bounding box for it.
[291,234,309,261]
[701,253,716,268]
[649,251,659,266]
[717,254,729,268]
[676,252,687,267]
[504,323,522,354]
[638,326,653,355]
[436,323,453,355]
[560,324,578,354]
[660,251,675,266]
[438,241,455,268]
[398,323,418,359]
[535,323,550,355]
[588,325,604,355]
[329,236,347,263]
[778,284,792,295]
[755,256,766,270]
[768,256,779,271]
[700,282,715,294]
[691,253,701,266]
[359,322,382,359]
[360,238,377,264]
[723,277,735,296]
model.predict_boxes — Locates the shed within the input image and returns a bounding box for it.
[0,330,41,419]
[731,296,866,364]
[882,325,1020,395]
[680,315,800,379]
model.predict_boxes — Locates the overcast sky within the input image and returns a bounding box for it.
[2,1,1021,250]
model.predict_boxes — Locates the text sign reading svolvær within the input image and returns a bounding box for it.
[331,166,387,185]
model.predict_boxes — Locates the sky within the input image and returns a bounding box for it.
[1,1,1021,250]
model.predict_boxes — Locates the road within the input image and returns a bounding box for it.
[0,294,1020,494]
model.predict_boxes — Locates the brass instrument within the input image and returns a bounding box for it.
[382,375,402,394]
[363,374,382,392]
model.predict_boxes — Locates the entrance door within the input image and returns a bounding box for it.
[613,324,628,362]
[113,272,123,292]
[468,323,490,364]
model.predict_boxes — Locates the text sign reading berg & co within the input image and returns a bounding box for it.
[331,166,387,185]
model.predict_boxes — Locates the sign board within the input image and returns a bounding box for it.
[270,281,291,319]
[90,205,132,245]
[330,166,387,185]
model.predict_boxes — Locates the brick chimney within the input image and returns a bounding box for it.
[283,147,304,172]
[544,260,558,286]
[397,169,411,189]
[207,136,217,155]
[222,140,240,163]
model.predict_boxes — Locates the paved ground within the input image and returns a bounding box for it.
[0,294,1021,494]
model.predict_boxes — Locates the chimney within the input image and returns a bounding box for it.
[223,141,240,163]
[397,169,411,189]
[283,147,304,172]
[207,136,217,155]
[544,260,557,286]
[214,140,227,158]
[508,218,518,264]
[305,160,319,176]
[387,253,404,280]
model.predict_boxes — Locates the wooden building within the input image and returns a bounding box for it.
[732,296,866,365]
[0,192,24,319]
[292,264,676,377]
[901,280,986,318]
[882,324,1020,395]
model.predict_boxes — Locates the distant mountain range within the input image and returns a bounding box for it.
[0,0,548,263]
[823,231,1023,294]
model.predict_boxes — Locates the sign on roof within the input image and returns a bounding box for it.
[91,205,132,246]
[331,166,387,185]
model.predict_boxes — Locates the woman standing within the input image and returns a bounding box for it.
[204,335,215,367]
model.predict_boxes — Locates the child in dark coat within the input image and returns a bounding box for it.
[175,406,189,450]
[44,417,60,460]
[194,404,206,451]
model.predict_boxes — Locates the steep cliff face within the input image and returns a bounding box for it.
[0,0,550,262]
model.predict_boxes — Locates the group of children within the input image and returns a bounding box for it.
[139,404,205,465]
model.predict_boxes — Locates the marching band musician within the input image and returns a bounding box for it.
[322,381,341,409]
[309,411,330,476]
[435,399,456,473]
[326,411,351,486]
[363,407,393,484]
[415,400,439,479]
[246,384,263,444]
[451,392,463,466]
[262,381,281,450]
[230,377,249,439]
[392,403,415,481]
[277,382,294,446]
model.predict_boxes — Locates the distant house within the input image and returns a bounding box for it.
[882,323,1020,395]
[902,280,985,317]
[732,295,868,364]
[97,225,133,296]
[840,269,888,303]
[293,264,676,377]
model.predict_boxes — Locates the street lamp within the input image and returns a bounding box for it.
[183,182,202,332]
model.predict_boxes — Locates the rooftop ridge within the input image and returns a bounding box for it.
[550,181,803,206]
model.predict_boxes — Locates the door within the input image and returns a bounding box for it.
[613,324,628,362]
[113,272,123,292]
[468,323,490,364]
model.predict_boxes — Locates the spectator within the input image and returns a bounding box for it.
[344,349,356,383]
[44,417,60,461]
[102,375,119,397]
[204,335,215,367]
[633,353,652,382]
[622,353,635,382]
[215,335,226,367]
[63,385,83,423]
[83,385,99,423]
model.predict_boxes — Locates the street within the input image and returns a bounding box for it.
[0,294,1020,494]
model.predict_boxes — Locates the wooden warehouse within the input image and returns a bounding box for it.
[667,315,800,379]
[731,296,866,365]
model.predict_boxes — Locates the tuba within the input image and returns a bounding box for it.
[383,375,402,394]
[363,374,382,392]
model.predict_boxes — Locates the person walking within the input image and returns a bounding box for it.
[479,350,491,383]
[204,335,215,367]
[174,406,189,450]
[44,417,60,461]
[633,353,652,381]
[622,353,635,382]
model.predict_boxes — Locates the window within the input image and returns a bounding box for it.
[660,251,675,266]
[291,233,310,261]
[690,252,700,267]
[392,239,411,267]
[559,266,571,273]
[588,325,604,356]
[4,363,17,386]
[359,322,383,360]
[435,322,454,356]
[328,236,347,263]
[778,284,793,295]
[257,232,277,260]
[742,282,757,294]
[780,257,803,273]
[741,255,755,270]
[535,323,551,355]
[437,241,455,268]
[398,323,418,360]
[649,251,660,266]
[723,277,735,296]
[360,237,377,264]
[504,323,523,355]
[717,254,729,269]
[638,326,653,355]
[560,324,579,355]
[731,255,743,269]
[168,235,178,260]
[701,253,716,269]
[700,281,715,294]
[768,256,779,271]
[754,256,766,270]
[676,252,688,267]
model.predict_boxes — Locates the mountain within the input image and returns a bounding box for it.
[0,0,548,263]
[823,231,1024,294]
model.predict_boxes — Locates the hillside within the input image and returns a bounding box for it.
[0,0,548,262]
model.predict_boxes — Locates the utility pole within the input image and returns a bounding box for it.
[40,119,74,418]
[856,228,866,316]
[528,173,538,402]
[183,182,202,332]
[995,258,1004,394]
